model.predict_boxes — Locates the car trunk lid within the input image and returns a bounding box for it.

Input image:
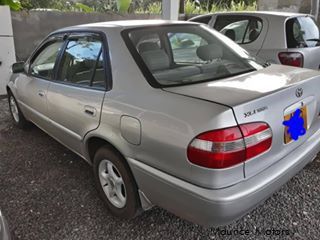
[164,64,320,178]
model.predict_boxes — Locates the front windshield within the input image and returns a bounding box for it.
[124,24,263,87]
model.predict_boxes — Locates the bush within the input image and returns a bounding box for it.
[185,0,257,15]
[135,1,161,14]
[0,0,22,10]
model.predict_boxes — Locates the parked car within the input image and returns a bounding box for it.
[7,20,320,226]
[189,11,320,69]
[0,210,11,240]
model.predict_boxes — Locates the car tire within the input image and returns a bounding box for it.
[8,92,29,129]
[93,146,141,219]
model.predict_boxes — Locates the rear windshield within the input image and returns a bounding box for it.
[286,16,320,48]
[122,25,262,88]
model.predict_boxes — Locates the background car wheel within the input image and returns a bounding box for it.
[8,92,29,129]
[93,146,141,219]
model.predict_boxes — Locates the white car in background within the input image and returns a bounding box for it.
[189,11,320,70]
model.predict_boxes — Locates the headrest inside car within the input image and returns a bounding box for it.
[225,29,236,41]
[138,42,160,52]
[140,49,170,72]
[196,44,223,61]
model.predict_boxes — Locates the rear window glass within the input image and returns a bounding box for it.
[123,25,263,88]
[286,17,320,48]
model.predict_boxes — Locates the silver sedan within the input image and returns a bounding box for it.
[6,20,320,226]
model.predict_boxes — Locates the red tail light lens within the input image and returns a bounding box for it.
[278,52,303,67]
[187,122,272,169]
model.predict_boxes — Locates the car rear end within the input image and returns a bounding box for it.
[122,22,320,226]
[279,15,320,70]
[132,64,320,226]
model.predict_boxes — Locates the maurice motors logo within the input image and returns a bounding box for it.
[211,228,291,237]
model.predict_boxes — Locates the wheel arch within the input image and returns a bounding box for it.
[6,81,17,98]
[85,135,128,165]
[6,85,12,95]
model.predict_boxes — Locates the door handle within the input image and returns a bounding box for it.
[38,91,45,97]
[84,105,97,117]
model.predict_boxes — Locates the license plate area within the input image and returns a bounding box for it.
[284,105,308,144]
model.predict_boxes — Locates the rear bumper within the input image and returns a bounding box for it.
[128,127,320,226]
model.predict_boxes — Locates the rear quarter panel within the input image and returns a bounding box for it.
[257,15,288,63]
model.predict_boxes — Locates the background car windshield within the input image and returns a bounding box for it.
[126,25,262,87]
[286,17,320,48]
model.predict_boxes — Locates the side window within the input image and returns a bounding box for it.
[30,40,63,79]
[243,20,262,43]
[286,17,320,48]
[168,32,208,63]
[214,16,263,44]
[58,35,105,88]
[220,20,249,43]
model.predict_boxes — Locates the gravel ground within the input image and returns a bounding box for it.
[0,97,319,240]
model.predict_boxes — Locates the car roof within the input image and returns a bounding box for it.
[57,20,199,32]
[190,11,310,20]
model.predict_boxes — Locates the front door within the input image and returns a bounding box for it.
[16,38,64,129]
[46,33,107,155]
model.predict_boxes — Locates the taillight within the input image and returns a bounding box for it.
[187,122,272,169]
[278,52,303,67]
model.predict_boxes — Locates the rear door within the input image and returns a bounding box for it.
[285,16,320,70]
[212,14,268,56]
[46,32,108,154]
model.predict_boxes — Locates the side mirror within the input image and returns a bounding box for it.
[12,62,25,74]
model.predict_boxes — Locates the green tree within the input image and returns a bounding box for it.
[0,0,22,10]
[117,0,131,13]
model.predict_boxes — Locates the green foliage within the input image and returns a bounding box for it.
[147,1,161,14]
[74,2,93,12]
[19,0,94,12]
[117,0,131,13]
[0,0,22,11]
[15,0,256,14]
[135,1,161,14]
[229,0,256,11]
[185,0,257,14]
[185,0,200,14]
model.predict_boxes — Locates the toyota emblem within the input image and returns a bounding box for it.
[296,88,303,98]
